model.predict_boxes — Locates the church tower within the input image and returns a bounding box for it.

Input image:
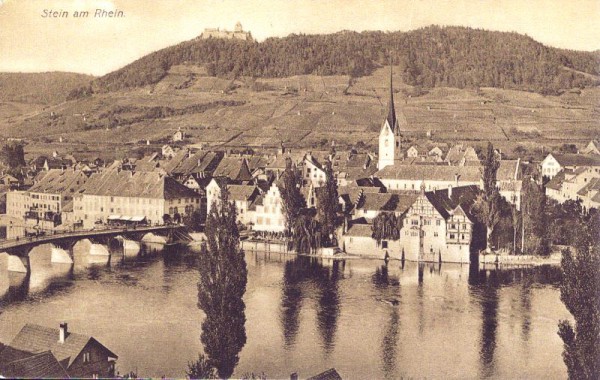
[378,65,402,170]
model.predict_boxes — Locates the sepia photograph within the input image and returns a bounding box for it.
[0,0,598,378]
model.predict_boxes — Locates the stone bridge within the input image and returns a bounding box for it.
[0,225,193,273]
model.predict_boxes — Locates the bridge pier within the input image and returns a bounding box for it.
[11,255,28,273]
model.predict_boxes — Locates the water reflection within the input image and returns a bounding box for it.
[280,257,343,356]
[372,264,401,379]
[316,260,342,356]
[0,245,567,379]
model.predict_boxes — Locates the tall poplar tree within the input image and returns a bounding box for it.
[316,161,339,247]
[473,142,502,253]
[197,188,247,379]
[278,158,305,236]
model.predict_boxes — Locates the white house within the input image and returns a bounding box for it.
[172,127,185,142]
[252,182,285,233]
[541,153,600,179]
[302,153,327,187]
[205,179,259,224]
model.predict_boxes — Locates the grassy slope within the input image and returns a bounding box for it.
[1,65,598,160]
[0,72,93,104]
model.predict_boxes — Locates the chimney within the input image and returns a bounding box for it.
[454,173,459,187]
[448,184,453,198]
[59,322,68,343]
[290,373,298,380]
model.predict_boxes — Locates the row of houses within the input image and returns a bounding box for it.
[540,141,600,210]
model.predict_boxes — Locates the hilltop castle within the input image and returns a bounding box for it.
[200,22,253,41]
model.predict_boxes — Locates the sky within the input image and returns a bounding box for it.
[0,0,599,76]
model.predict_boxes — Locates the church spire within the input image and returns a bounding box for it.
[385,60,398,133]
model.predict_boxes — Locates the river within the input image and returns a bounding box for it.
[0,245,570,379]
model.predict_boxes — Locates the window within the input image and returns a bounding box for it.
[411,219,418,225]
[434,232,438,237]
[436,220,441,226]
[461,234,465,240]
[449,234,455,239]
[382,241,388,249]
[83,352,91,363]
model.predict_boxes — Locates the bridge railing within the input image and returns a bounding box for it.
[0,224,185,250]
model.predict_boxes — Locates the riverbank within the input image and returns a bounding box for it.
[479,252,562,267]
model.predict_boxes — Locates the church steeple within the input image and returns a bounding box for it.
[378,62,402,170]
[385,63,399,134]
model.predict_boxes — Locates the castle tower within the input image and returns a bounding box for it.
[378,64,402,170]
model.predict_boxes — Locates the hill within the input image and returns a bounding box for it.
[2,65,598,164]
[87,25,600,96]
[0,72,94,105]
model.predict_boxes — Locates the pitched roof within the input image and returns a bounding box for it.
[497,160,521,181]
[546,170,566,191]
[552,153,600,167]
[425,185,480,221]
[577,177,600,196]
[307,368,343,380]
[78,169,198,199]
[28,169,87,196]
[213,157,253,181]
[0,324,117,369]
[375,164,481,183]
[227,185,259,202]
[0,350,69,379]
[358,193,418,214]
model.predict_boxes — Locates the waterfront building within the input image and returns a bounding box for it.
[342,185,479,263]
[6,169,89,229]
[0,323,117,378]
[206,179,260,224]
[251,182,285,233]
[73,169,200,228]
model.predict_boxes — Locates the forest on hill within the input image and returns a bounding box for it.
[0,72,94,104]
[83,26,599,97]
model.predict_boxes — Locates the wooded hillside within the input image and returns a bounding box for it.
[90,26,599,95]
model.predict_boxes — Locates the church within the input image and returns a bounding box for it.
[378,66,403,170]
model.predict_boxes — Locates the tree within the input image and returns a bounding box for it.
[521,176,551,255]
[510,205,520,254]
[278,158,305,236]
[371,212,402,246]
[558,211,600,379]
[473,142,502,253]
[197,188,247,378]
[316,161,339,247]
[186,354,217,379]
[183,208,205,232]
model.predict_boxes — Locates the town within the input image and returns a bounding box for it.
[0,66,598,378]
[0,4,599,378]
[1,68,598,261]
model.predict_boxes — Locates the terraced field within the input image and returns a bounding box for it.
[1,65,598,160]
